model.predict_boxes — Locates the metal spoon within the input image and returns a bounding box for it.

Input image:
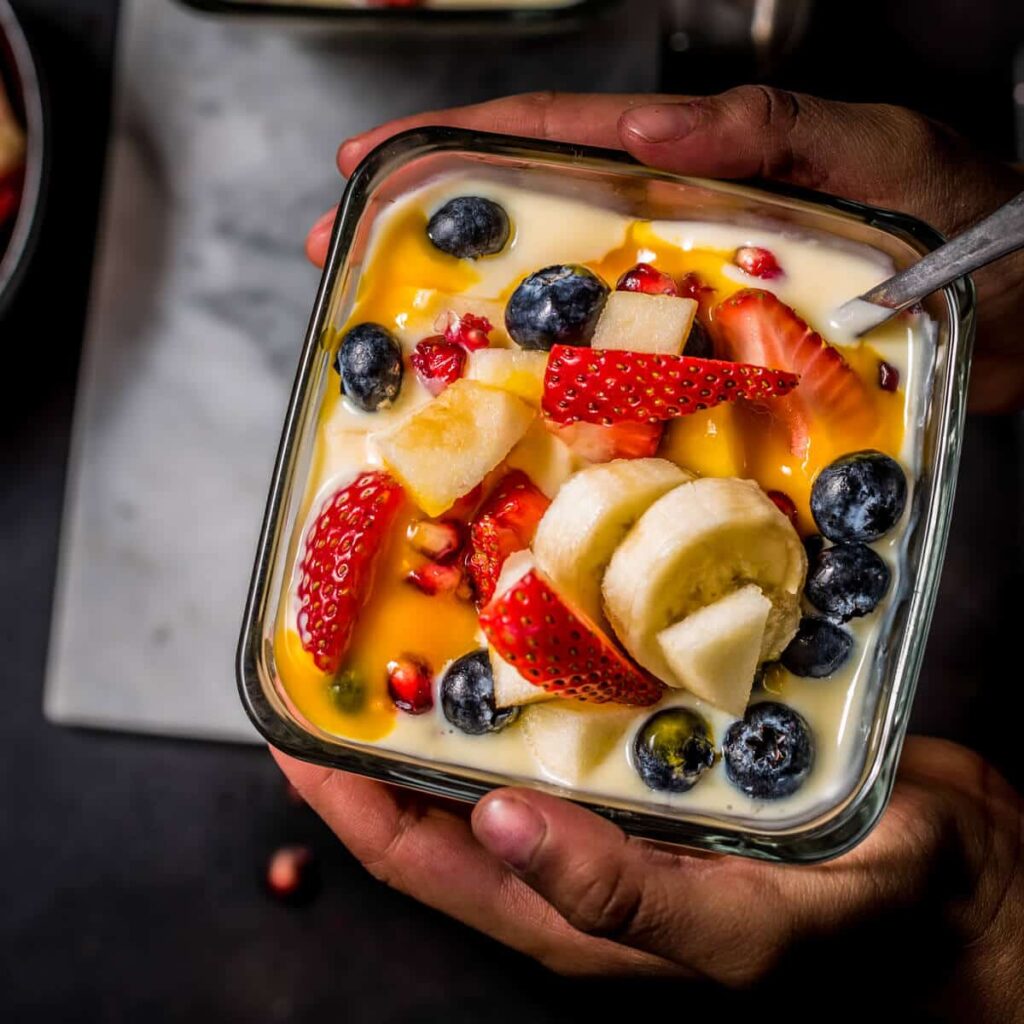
[830,191,1024,337]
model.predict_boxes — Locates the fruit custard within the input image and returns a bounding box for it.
[275,176,927,824]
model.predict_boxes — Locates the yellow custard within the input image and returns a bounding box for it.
[272,176,925,824]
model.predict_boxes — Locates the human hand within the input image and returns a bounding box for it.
[306,87,1024,413]
[274,737,1023,1019]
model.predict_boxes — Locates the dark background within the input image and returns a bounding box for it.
[2,1,1022,1020]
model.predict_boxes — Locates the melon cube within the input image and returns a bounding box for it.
[592,291,697,354]
[466,349,548,405]
[376,380,535,516]
[522,701,637,786]
[657,585,771,716]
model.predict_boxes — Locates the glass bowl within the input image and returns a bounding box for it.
[175,0,617,32]
[237,127,974,863]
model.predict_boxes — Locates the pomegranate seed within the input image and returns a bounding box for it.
[266,845,318,904]
[437,310,493,351]
[878,361,900,392]
[768,490,799,526]
[734,246,783,279]
[407,561,464,596]
[410,337,466,396]
[407,519,465,563]
[387,654,434,714]
[615,262,680,296]
[677,272,715,305]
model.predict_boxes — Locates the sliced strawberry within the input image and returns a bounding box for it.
[297,472,404,673]
[713,289,874,456]
[546,419,663,463]
[480,568,664,706]
[410,337,466,396]
[466,470,550,605]
[438,310,493,351]
[734,246,783,279]
[543,345,799,426]
[615,262,680,296]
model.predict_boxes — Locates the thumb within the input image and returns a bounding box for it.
[470,786,788,980]
[616,85,925,200]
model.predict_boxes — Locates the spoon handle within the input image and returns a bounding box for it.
[860,191,1024,311]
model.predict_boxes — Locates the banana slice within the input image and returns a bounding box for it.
[532,458,694,630]
[602,477,806,687]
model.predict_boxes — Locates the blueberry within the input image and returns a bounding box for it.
[811,450,907,543]
[633,708,716,793]
[335,323,404,412]
[781,617,853,678]
[724,702,813,799]
[505,264,609,351]
[426,197,510,260]
[684,319,714,359]
[440,650,519,736]
[803,534,826,563]
[806,542,891,622]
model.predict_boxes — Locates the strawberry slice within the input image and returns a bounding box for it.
[466,471,550,605]
[542,345,799,426]
[545,420,663,463]
[616,262,680,296]
[713,289,874,456]
[296,471,404,673]
[410,337,466,395]
[480,567,664,706]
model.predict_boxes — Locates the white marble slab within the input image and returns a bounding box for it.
[44,0,660,741]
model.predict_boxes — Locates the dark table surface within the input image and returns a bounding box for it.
[2,1,1022,1020]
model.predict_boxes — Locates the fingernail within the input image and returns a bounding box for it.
[622,102,701,144]
[337,138,363,173]
[474,796,545,871]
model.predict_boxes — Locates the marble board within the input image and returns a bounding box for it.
[44,0,659,741]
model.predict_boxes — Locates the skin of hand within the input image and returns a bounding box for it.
[286,89,1024,1015]
[306,87,1024,412]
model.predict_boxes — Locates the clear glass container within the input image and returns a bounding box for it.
[175,0,616,32]
[237,128,974,863]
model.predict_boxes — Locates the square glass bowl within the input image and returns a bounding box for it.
[176,0,615,31]
[237,128,974,863]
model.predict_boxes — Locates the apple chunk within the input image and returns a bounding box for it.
[657,585,771,716]
[466,349,548,405]
[376,379,534,516]
[591,291,697,354]
[522,701,636,786]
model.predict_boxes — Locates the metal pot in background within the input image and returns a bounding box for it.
[0,0,45,316]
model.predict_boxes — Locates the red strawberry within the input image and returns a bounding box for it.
[410,337,466,395]
[734,246,783,279]
[542,345,799,426]
[438,310,493,351]
[546,419,663,463]
[480,567,664,706]
[466,471,550,605]
[296,471,404,673]
[713,289,874,456]
[387,655,434,714]
[615,262,680,297]
[447,482,484,522]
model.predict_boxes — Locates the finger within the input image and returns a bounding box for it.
[272,749,675,978]
[336,92,677,177]
[471,786,790,980]
[305,206,337,268]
